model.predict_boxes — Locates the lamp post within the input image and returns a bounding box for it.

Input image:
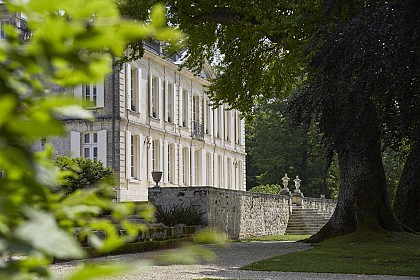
[151,171,162,188]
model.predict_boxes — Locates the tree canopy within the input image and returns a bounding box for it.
[119,0,420,240]
[119,0,321,111]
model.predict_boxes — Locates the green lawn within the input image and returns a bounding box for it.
[242,230,420,277]
[242,234,311,242]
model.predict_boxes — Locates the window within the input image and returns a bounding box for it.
[130,68,138,111]
[182,89,188,127]
[82,132,98,160]
[152,140,160,170]
[205,100,211,134]
[193,95,199,123]
[218,106,223,138]
[167,83,174,123]
[226,111,231,141]
[1,20,8,39]
[74,82,104,108]
[131,135,138,179]
[206,153,212,185]
[151,77,159,118]
[83,84,97,107]
[168,144,174,183]
[70,130,107,166]
[183,147,189,185]
[218,155,223,188]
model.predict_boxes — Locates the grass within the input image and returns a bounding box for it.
[242,230,420,276]
[242,234,310,242]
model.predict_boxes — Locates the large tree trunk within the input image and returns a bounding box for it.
[393,130,420,231]
[308,104,403,243]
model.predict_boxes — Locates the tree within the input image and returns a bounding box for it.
[246,100,339,198]
[0,1,180,278]
[55,156,115,195]
[289,0,419,241]
[120,0,419,240]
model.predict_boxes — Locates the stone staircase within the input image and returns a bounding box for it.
[285,206,331,235]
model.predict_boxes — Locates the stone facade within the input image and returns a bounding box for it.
[149,187,336,240]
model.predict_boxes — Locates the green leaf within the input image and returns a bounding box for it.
[150,3,166,28]
[15,208,85,259]
[66,263,130,280]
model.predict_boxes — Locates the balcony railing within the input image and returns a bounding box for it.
[192,121,204,140]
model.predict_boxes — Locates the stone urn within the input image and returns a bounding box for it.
[151,171,163,188]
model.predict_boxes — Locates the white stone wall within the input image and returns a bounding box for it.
[149,187,292,240]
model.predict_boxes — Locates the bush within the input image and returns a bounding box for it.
[249,184,282,195]
[54,156,115,195]
[155,203,205,226]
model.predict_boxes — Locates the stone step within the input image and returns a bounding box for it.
[286,207,330,235]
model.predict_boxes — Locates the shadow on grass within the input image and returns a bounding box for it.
[242,230,420,277]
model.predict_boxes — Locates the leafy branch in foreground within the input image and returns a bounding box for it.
[0,0,183,279]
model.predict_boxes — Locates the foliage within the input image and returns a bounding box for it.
[0,0,182,279]
[155,203,205,226]
[54,156,114,195]
[249,184,282,195]
[118,0,323,113]
[246,100,340,198]
[243,230,420,277]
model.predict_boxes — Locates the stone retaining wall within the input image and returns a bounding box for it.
[148,187,336,239]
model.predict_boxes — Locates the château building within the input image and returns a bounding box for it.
[0,3,246,201]
[53,42,246,201]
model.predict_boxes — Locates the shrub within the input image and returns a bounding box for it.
[249,184,282,195]
[155,203,205,226]
[54,156,115,195]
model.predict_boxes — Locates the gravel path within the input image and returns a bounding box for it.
[51,241,419,280]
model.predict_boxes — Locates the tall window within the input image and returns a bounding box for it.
[205,100,211,134]
[1,20,8,39]
[218,106,223,138]
[182,89,188,126]
[83,84,97,107]
[130,135,138,179]
[226,111,231,141]
[218,156,223,188]
[152,140,160,170]
[206,153,212,185]
[167,83,174,123]
[193,95,199,123]
[168,144,174,183]
[151,77,159,118]
[82,132,98,160]
[183,148,189,185]
[130,68,139,111]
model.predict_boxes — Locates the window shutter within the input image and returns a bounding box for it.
[97,130,107,166]
[137,68,142,112]
[126,64,132,110]
[74,85,83,105]
[70,131,81,157]
[164,80,168,121]
[96,80,105,108]
[126,130,132,178]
